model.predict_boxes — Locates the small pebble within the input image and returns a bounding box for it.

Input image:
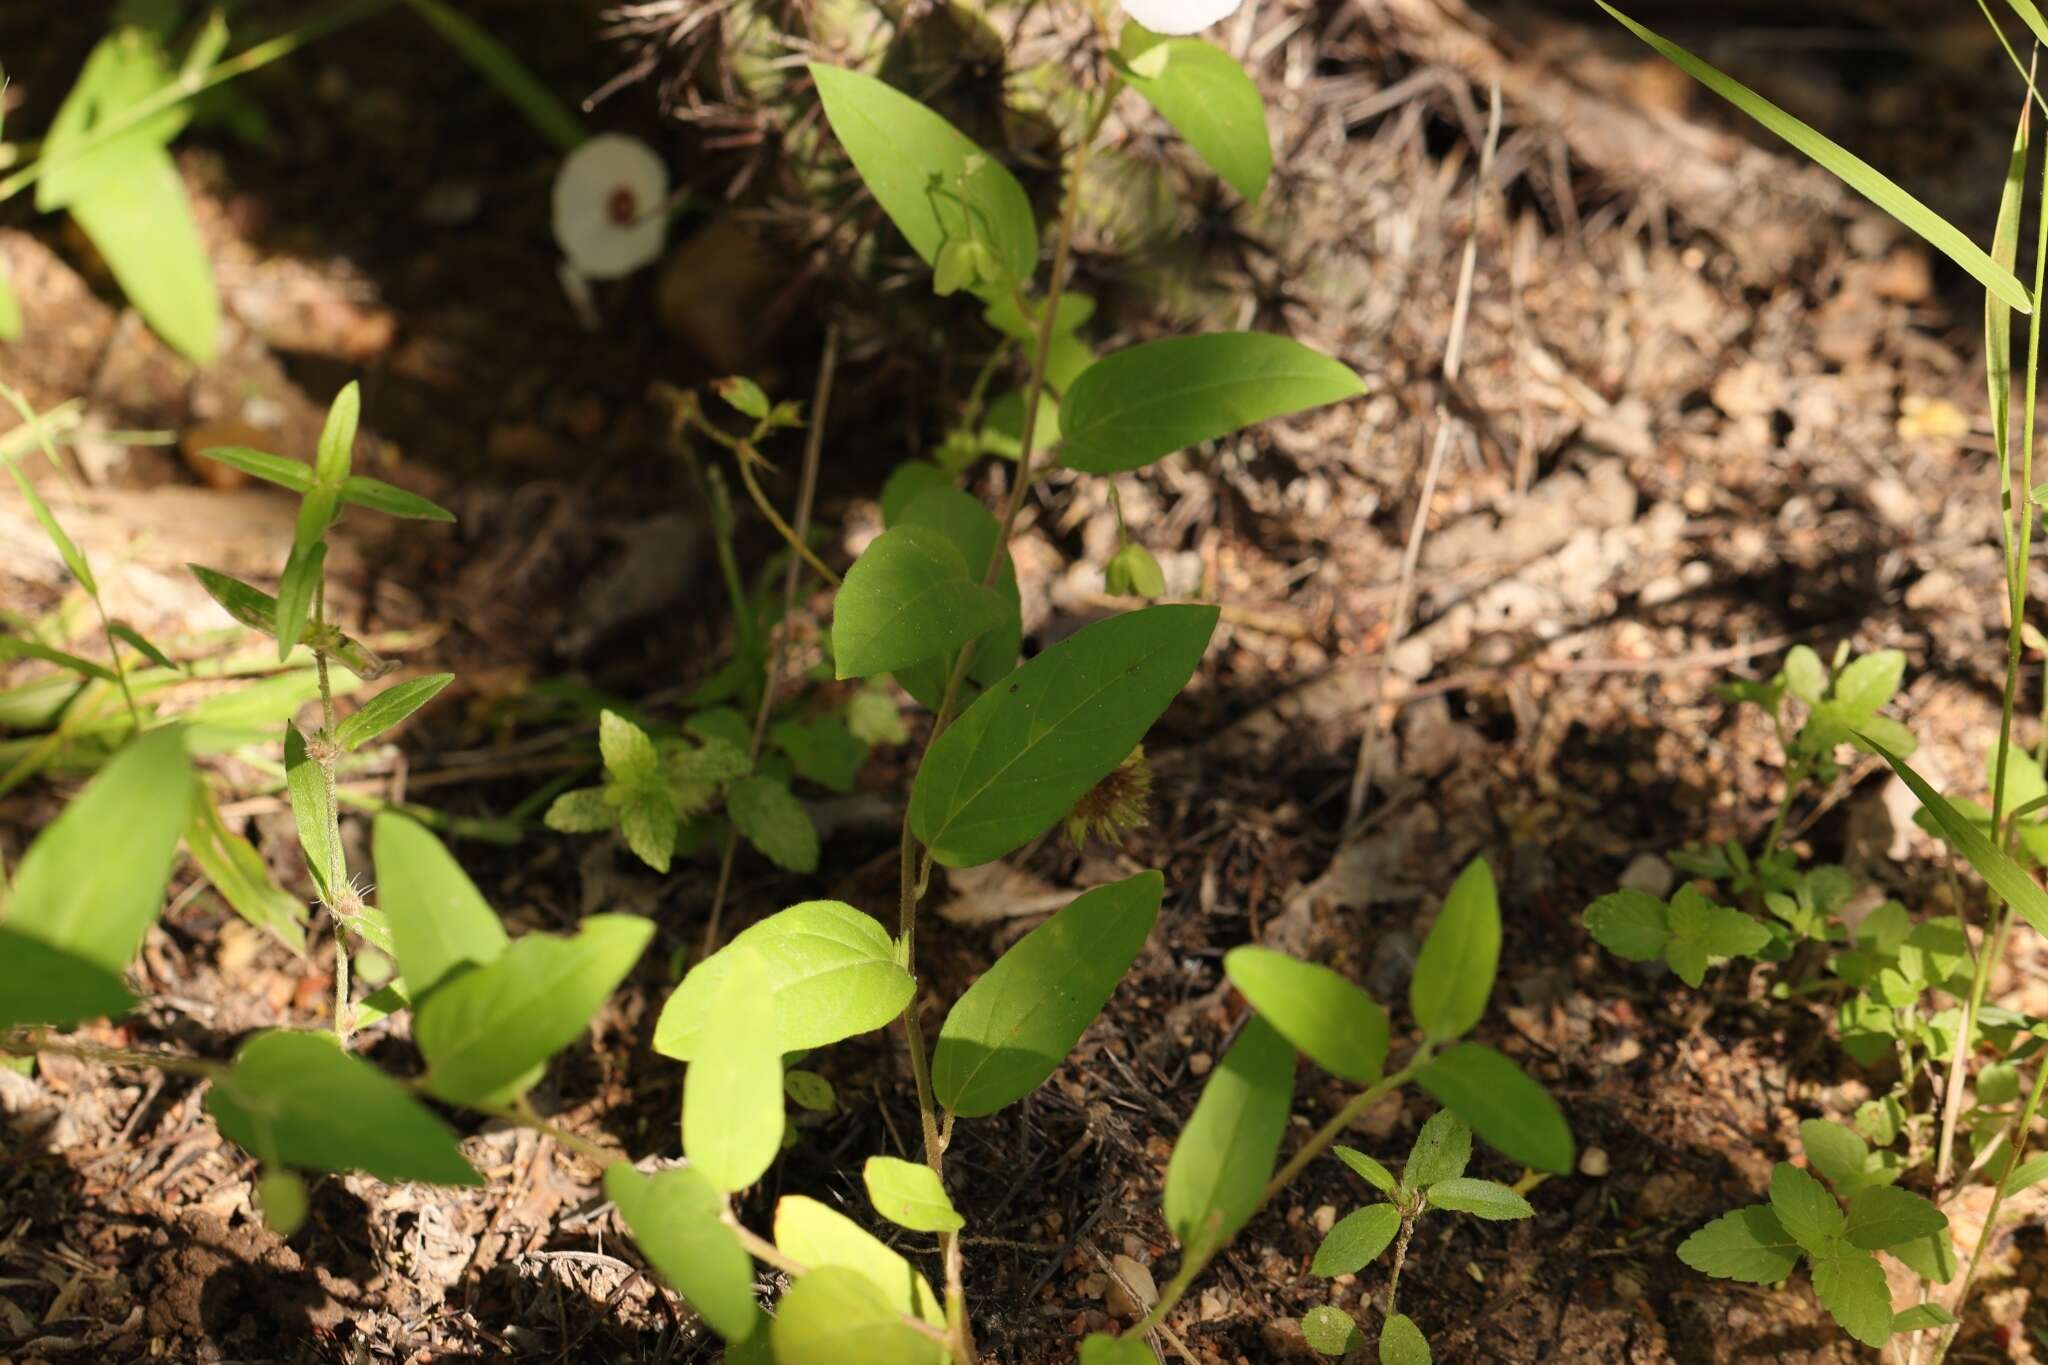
[1312,1204,1337,1234]
[1579,1146,1611,1178]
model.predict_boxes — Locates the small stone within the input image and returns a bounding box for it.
[1312,1204,1337,1234]
[1578,1146,1611,1178]
[1618,853,1674,900]
[1105,1254,1157,1318]
[1187,1051,1212,1078]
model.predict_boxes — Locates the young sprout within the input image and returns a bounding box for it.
[551,133,669,280]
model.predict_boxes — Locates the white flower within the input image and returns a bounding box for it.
[1121,0,1242,36]
[551,134,669,280]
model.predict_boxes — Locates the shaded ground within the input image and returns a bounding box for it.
[4,0,2048,1361]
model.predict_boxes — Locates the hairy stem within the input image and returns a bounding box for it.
[311,577,351,1044]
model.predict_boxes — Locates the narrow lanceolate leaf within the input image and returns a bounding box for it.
[1163,1015,1297,1254]
[315,382,360,487]
[1425,1178,1533,1220]
[934,871,1163,1117]
[772,1195,946,1329]
[5,724,194,973]
[684,945,784,1191]
[603,1164,760,1342]
[1408,858,1500,1042]
[1597,3,2029,313]
[654,901,913,1062]
[333,674,454,751]
[205,1030,479,1185]
[106,623,175,671]
[1223,946,1388,1084]
[272,540,326,662]
[864,1155,964,1233]
[1117,28,1272,200]
[832,524,1006,680]
[1378,1313,1432,1365]
[1311,1203,1400,1276]
[1892,1303,1958,1333]
[415,914,652,1104]
[1415,1043,1574,1174]
[340,474,455,522]
[197,445,314,492]
[808,64,1039,286]
[69,141,219,363]
[1061,333,1365,474]
[185,786,307,953]
[1811,1249,1895,1349]
[0,929,135,1031]
[0,636,116,682]
[1333,1145,1397,1195]
[911,605,1219,867]
[284,724,338,903]
[2003,1152,2048,1196]
[1677,1205,1802,1283]
[372,813,508,998]
[1866,737,2048,936]
[770,1265,941,1365]
[188,565,393,679]
[1768,1162,1846,1255]
[1844,1185,1946,1251]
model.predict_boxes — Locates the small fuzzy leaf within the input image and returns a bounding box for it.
[1582,889,1670,961]
[1402,1109,1473,1192]
[1311,1203,1400,1276]
[1425,1177,1533,1220]
[1333,1145,1397,1195]
[1409,858,1500,1042]
[1379,1313,1432,1365]
[544,787,614,833]
[1844,1186,1946,1251]
[1301,1304,1362,1358]
[1768,1163,1846,1255]
[1811,1250,1895,1349]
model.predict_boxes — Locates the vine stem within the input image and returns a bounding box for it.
[701,324,840,959]
[1131,1063,1420,1340]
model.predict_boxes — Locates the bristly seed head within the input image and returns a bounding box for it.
[332,873,372,918]
[1064,746,1153,850]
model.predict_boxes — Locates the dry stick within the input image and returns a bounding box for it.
[1342,81,1501,837]
[700,324,841,958]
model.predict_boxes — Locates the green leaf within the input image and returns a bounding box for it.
[403,0,588,152]
[1301,1304,1363,1358]
[283,723,337,902]
[1676,1205,1803,1283]
[619,786,678,872]
[1799,1119,1874,1194]
[864,1155,964,1233]
[0,269,19,342]
[372,812,508,998]
[0,388,96,594]
[879,460,953,525]
[1378,1313,1432,1365]
[340,475,454,522]
[415,914,652,1104]
[1664,886,1770,985]
[1425,1177,1533,1220]
[1811,1249,1895,1349]
[684,944,785,1191]
[197,445,314,492]
[1079,1333,1157,1365]
[1834,650,1905,715]
[0,636,116,682]
[185,786,307,953]
[1401,1109,1472,1192]
[1597,3,2030,313]
[315,383,359,487]
[4,724,193,973]
[188,564,392,679]
[654,901,913,1062]
[846,689,908,746]
[933,871,1163,1117]
[272,540,325,662]
[808,64,1038,287]
[1116,29,1271,200]
[1061,334,1365,475]
[1333,1145,1398,1195]
[2003,1152,2048,1196]
[1163,1015,1296,1253]
[727,774,819,872]
[544,788,613,833]
[1866,738,2048,937]
[206,1030,479,1185]
[772,713,869,792]
[1768,1162,1846,1254]
[0,929,136,1031]
[1311,1203,1400,1276]
[785,1069,837,1112]
[894,484,1022,693]
[770,1265,941,1365]
[1223,946,1388,1084]
[1892,1303,1958,1333]
[333,674,453,751]
[1888,1226,1957,1284]
[771,1194,946,1330]
[1415,1044,1573,1174]
[599,709,660,785]
[603,1163,759,1342]
[1583,889,1670,961]
[1844,1186,1946,1251]
[1104,542,1167,599]
[106,623,175,671]
[1409,858,1500,1042]
[833,524,1006,680]
[911,604,1218,866]
[67,141,218,363]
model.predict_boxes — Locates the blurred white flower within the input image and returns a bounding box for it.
[551,133,669,280]
[1121,0,1242,36]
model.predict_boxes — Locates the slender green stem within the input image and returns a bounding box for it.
[0,0,398,205]
[310,576,352,1044]
[735,448,841,588]
[1931,1055,2048,1365]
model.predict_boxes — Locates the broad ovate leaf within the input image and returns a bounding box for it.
[1414,1043,1573,1174]
[911,605,1218,866]
[864,1155,964,1233]
[770,1265,940,1365]
[833,523,1007,681]
[372,812,509,999]
[1311,1203,1400,1276]
[684,945,785,1191]
[934,871,1163,1116]
[1223,946,1388,1084]
[1408,857,1499,1042]
[1061,333,1364,474]
[605,1163,759,1341]
[772,1194,946,1330]
[1117,27,1271,200]
[1163,1015,1296,1254]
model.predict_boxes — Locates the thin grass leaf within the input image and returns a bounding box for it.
[199,445,313,492]
[107,623,177,671]
[1867,734,2048,936]
[403,0,587,153]
[0,383,97,593]
[2001,0,2048,46]
[0,636,116,682]
[1598,3,2030,314]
